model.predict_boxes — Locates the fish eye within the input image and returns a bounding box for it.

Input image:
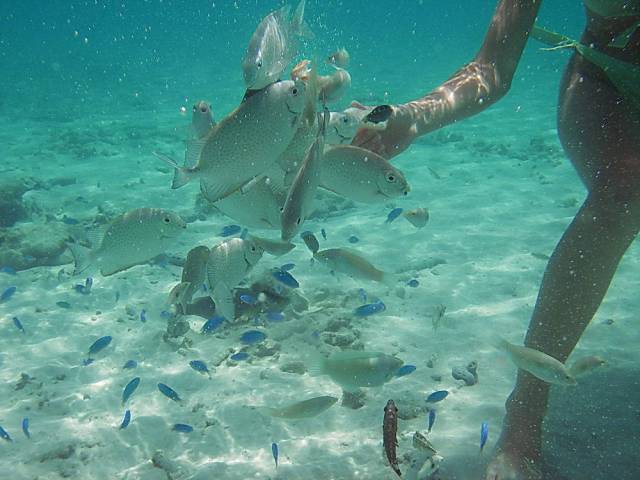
[257,59,263,69]
[342,117,349,124]
[292,87,299,96]
[250,245,256,252]
[163,217,171,223]
[386,173,396,183]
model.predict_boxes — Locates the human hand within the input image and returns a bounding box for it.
[351,104,417,160]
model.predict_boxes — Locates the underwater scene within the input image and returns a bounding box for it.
[1,0,639,479]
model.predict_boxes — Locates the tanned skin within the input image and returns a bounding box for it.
[354,1,640,478]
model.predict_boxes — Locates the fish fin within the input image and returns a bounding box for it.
[254,406,276,417]
[212,281,235,320]
[306,352,326,377]
[184,138,207,168]
[200,177,240,203]
[153,151,198,189]
[67,242,93,276]
[492,337,510,351]
[292,0,314,39]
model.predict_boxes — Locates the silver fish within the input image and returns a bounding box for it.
[206,238,264,319]
[68,208,186,276]
[568,355,606,378]
[318,68,351,104]
[326,47,350,68]
[321,145,410,203]
[309,350,403,391]
[403,207,429,228]
[213,174,286,230]
[242,0,313,90]
[497,338,577,386]
[156,79,306,203]
[277,59,320,186]
[168,245,210,312]
[325,106,373,145]
[281,108,327,241]
[256,395,338,419]
[314,247,389,283]
[248,234,296,257]
[191,100,215,140]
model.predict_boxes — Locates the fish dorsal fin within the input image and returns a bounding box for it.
[291,0,314,39]
[184,137,207,168]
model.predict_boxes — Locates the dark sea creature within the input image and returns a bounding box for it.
[172,423,193,433]
[22,417,30,439]
[120,410,131,429]
[157,383,182,402]
[383,399,401,477]
[122,377,141,405]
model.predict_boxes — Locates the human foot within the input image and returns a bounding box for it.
[485,449,542,480]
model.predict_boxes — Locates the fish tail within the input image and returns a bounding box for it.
[492,337,510,351]
[306,353,326,377]
[153,151,196,189]
[292,0,314,39]
[67,242,93,275]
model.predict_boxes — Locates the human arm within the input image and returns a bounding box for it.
[353,0,543,159]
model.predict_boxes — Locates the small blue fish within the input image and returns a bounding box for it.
[428,409,436,433]
[221,224,242,237]
[272,442,278,468]
[62,216,79,225]
[160,310,173,319]
[348,235,359,244]
[280,263,295,271]
[158,383,181,402]
[201,316,224,334]
[122,360,138,370]
[239,294,257,305]
[385,207,404,224]
[0,425,12,442]
[230,352,250,361]
[189,360,210,377]
[122,377,141,405]
[321,228,327,240]
[353,301,386,317]
[13,316,25,334]
[396,365,416,377]
[240,330,266,344]
[120,410,131,429]
[271,269,299,288]
[74,277,93,294]
[480,422,489,452]
[140,309,147,323]
[426,390,449,403]
[56,301,72,309]
[172,423,193,433]
[407,279,419,288]
[21,417,30,439]
[265,311,284,322]
[1,286,17,302]
[357,288,367,303]
[88,335,112,356]
[0,266,17,275]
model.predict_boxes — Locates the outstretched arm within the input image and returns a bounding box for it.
[354,0,543,158]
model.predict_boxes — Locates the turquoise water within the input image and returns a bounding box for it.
[1,1,639,479]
